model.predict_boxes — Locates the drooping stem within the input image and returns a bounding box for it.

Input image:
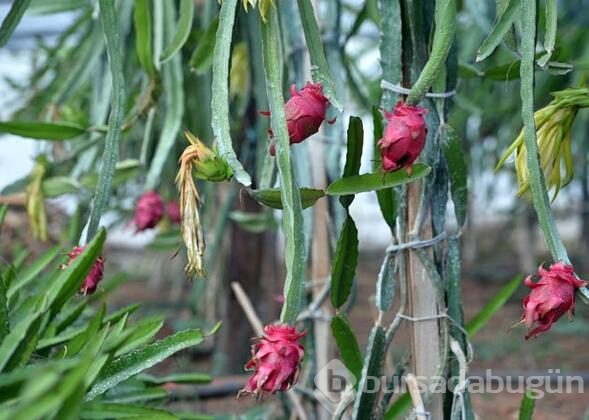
[210,0,251,186]
[86,0,125,241]
[260,9,306,324]
[406,0,456,105]
[519,0,569,264]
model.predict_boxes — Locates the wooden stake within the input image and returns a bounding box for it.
[406,181,442,418]
[310,133,333,420]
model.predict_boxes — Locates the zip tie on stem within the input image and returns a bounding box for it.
[386,232,447,254]
[381,80,456,99]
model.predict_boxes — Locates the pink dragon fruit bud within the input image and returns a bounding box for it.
[62,246,105,295]
[239,324,306,396]
[377,101,428,175]
[521,262,587,339]
[265,82,334,156]
[133,191,164,231]
[166,201,181,225]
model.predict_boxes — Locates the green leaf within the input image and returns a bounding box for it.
[441,125,468,227]
[0,308,44,372]
[0,275,9,343]
[159,0,194,63]
[0,0,31,47]
[86,0,126,241]
[331,314,362,384]
[52,23,105,106]
[352,325,386,419]
[134,0,156,77]
[0,363,66,404]
[458,61,485,78]
[190,18,219,74]
[39,303,139,350]
[384,393,412,419]
[28,0,90,15]
[375,253,395,312]
[518,389,536,420]
[1,249,29,290]
[211,0,251,186]
[87,329,204,400]
[54,385,86,420]
[447,238,466,344]
[466,275,522,336]
[476,0,521,62]
[484,59,522,80]
[87,273,129,304]
[248,187,324,210]
[2,367,61,414]
[327,164,431,196]
[104,386,168,404]
[330,215,359,308]
[296,0,342,110]
[55,300,87,334]
[45,227,106,315]
[0,363,78,407]
[0,205,7,229]
[537,0,557,67]
[81,159,142,190]
[261,9,305,324]
[7,356,96,420]
[0,121,87,140]
[345,0,370,43]
[65,305,105,357]
[372,107,396,231]
[115,317,164,356]
[43,177,81,197]
[139,373,211,385]
[545,60,573,76]
[7,245,61,301]
[145,2,184,190]
[80,402,177,419]
[339,116,364,208]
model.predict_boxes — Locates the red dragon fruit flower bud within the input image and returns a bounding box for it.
[265,82,334,156]
[239,324,306,396]
[62,246,105,295]
[166,201,181,225]
[521,262,587,339]
[377,101,428,175]
[133,191,164,231]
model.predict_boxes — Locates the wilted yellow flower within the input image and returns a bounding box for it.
[26,156,48,241]
[176,132,232,278]
[496,92,581,201]
[176,146,206,279]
